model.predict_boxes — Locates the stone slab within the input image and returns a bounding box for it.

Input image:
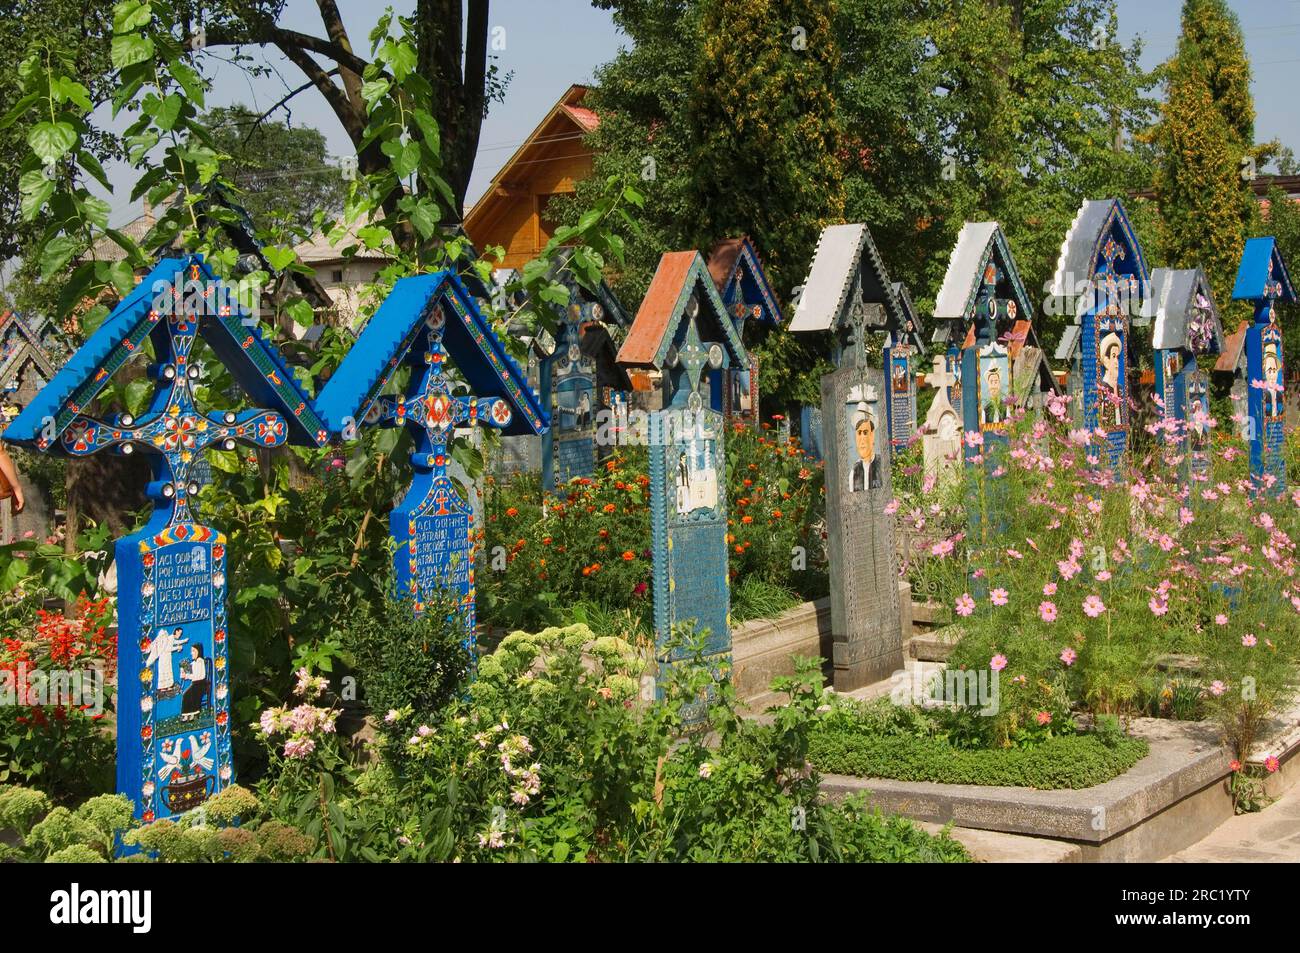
[914,821,1081,863]
[820,717,1234,861]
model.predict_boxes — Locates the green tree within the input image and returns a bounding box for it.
[687,0,845,407]
[1150,0,1258,303]
[915,0,1157,341]
[200,104,346,233]
[0,2,117,261]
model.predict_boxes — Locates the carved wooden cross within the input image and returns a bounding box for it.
[60,275,289,525]
[367,308,514,482]
[665,297,724,408]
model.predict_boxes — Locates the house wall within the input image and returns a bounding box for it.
[466,115,594,270]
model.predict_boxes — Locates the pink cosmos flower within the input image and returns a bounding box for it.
[1043,582,1057,596]
[1082,594,1106,618]
[990,654,1008,672]
[955,593,976,617]
[1209,680,1226,697]
[1215,613,1229,625]
[1059,647,1076,666]
[1040,601,1058,622]
[964,430,984,448]
[991,588,1009,606]
[1148,597,1168,617]
[884,498,901,515]
[1096,570,1112,582]
[1242,634,1257,647]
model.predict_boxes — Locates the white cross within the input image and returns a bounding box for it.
[927,354,955,392]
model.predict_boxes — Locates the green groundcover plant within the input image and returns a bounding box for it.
[810,699,1149,790]
[0,629,968,863]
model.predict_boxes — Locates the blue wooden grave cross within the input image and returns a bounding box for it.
[1231,237,1296,495]
[314,270,547,642]
[4,255,328,826]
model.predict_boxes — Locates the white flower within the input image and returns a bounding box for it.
[698,762,713,779]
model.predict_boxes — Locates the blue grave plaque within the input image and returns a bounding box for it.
[315,270,547,636]
[1231,237,1296,495]
[4,255,329,823]
[1150,267,1225,494]
[616,251,748,698]
[1048,200,1151,472]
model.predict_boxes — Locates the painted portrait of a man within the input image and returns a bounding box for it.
[849,405,882,492]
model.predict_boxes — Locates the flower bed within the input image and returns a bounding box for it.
[481,422,827,635]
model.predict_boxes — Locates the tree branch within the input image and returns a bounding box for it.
[275,41,364,141]
[241,69,341,146]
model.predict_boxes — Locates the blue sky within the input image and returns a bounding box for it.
[105,0,1300,228]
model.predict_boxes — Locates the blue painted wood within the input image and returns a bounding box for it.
[3,254,322,827]
[316,273,548,636]
[1231,238,1295,496]
[648,408,729,721]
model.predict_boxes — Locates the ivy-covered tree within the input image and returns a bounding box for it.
[1150,0,1259,303]
[686,0,845,407]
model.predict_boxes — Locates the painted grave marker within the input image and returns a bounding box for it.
[616,251,747,698]
[1230,237,1296,495]
[921,354,962,487]
[705,237,782,424]
[536,253,632,489]
[933,222,1054,468]
[883,283,926,457]
[1049,199,1151,471]
[4,256,329,823]
[1149,267,1225,489]
[790,223,903,690]
[315,270,546,639]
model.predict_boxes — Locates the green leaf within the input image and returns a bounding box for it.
[408,199,437,239]
[155,93,182,131]
[263,245,298,272]
[27,121,77,165]
[107,259,136,296]
[18,171,55,221]
[81,195,112,231]
[168,60,204,107]
[124,377,152,416]
[77,150,113,191]
[360,78,391,108]
[39,234,81,280]
[111,33,155,70]
[113,0,152,33]
[285,299,314,328]
[379,38,417,81]
[52,77,92,111]
[0,92,40,130]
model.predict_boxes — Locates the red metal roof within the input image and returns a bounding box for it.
[616,251,699,368]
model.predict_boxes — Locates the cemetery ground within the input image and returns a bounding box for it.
[4,400,1300,865]
[3,0,1300,893]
